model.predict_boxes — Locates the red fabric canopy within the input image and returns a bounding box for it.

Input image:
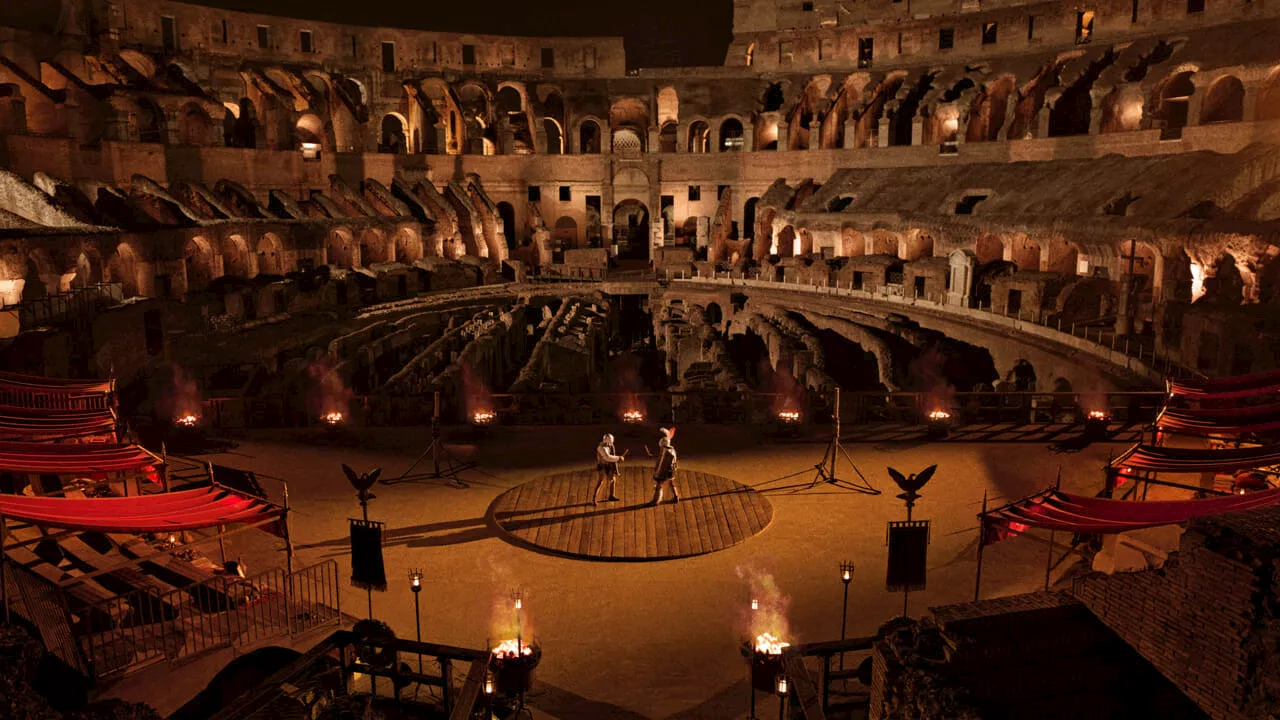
[1156,405,1280,437]
[981,487,1280,545]
[0,408,118,442]
[0,486,280,532]
[0,441,159,474]
[0,372,115,411]
[1168,369,1280,401]
[1111,442,1280,474]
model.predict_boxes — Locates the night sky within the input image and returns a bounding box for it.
[189,0,734,69]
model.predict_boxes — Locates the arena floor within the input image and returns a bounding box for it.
[109,424,1131,719]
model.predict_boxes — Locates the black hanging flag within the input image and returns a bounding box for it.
[886,520,930,592]
[350,518,387,592]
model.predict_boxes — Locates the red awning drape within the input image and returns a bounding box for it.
[0,486,280,532]
[1156,405,1280,437]
[1168,369,1280,401]
[0,372,115,412]
[0,408,118,442]
[0,441,160,474]
[981,487,1280,545]
[1111,443,1280,474]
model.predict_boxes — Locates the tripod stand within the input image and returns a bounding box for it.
[776,388,880,495]
[382,391,475,488]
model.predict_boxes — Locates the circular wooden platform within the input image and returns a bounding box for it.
[489,467,773,561]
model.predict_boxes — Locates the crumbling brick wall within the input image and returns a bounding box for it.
[1071,516,1270,720]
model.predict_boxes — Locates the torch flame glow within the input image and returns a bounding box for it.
[321,411,344,425]
[927,410,951,421]
[777,410,801,423]
[176,414,199,427]
[473,410,496,425]
[755,633,790,655]
[491,639,533,659]
[623,409,645,423]
[1087,410,1109,421]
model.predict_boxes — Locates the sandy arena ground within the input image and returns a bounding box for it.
[107,423,1131,719]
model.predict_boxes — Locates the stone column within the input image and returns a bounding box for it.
[742,122,755,151]
[776,120,789,150]
[1187,75,1213,127]
[675,121,686,152]
[647,125,660,154]
[808,119,822,150]
[532,118,547,154]
[843,118,858,149]
[877,117,890,147]
[1242,79,1261,122]
[996,98,1019,141]
[911,118,923,146]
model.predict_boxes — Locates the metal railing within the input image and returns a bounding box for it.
[78,559,341,680]
[2,283,123,329]
[207,629,491,720]
[668,274,1201,381]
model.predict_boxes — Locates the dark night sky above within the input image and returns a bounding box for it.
[191,0,734,69]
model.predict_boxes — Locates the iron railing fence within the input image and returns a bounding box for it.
[77,559,341,681]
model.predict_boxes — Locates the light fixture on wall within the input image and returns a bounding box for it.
[300,142,320,160]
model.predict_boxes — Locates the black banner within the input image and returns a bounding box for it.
[886,520,930,592]
[350,518,387,592]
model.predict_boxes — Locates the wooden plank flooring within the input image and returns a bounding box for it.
[490,468,773,560]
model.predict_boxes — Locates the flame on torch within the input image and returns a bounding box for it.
[927,409,951,421]
[321,411,344,425]
[623,408,645,423]
[736,566,792,652]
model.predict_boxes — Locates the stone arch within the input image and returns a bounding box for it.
[24,248,58,299]
[704,301,724,327]
[553,216,579,249]
[687,120,710,153]
[394,227,423,263]
[295,113,325,146]
[841,225,865,257]
[578,118,602,154]
[134,97,164,144]
[221,235,251,278]
[1045,239,1082,275]
[659,121,678,153]
[359,228,390,265]
[797,228,814,256]
[1006,359,1038,392]
[70,248,104,289]
[900,229,934,261]
[718,116,745,152]
[380,112,408,153]
[496,202,517,250]
[974,233,1003,264]
[327,228,358,267]
[495,85,524,114]
[612,199,650,260]
[868,230,897,255]
[228,97,258,148]
[777,226,797,257]
[966,76,1015,142]
[542,117,564,154]
[179,102,213,146]
[256,232,286,275]
[1006,234,1042,271]
[184,236,215,293]
[106,242,141,297]
[118,50,156,78]
[742,197,759,241]
[1119,239,1162,298]
[1258,67,1280,122]
[656,86,679,127]
[1154,70,1196,138]
[1200,75,1244,124]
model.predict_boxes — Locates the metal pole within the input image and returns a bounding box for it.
[751,686,756,720]
[1,514,8,624]
[1045,470,1061,591]
[778,693,786,720]
[217,524,227,566]
[414,592,423,674]
[838,583,849,671]
[974,491,988,602]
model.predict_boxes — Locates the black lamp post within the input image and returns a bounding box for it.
[839,561,854,670]
[409,569,423,674]
[511,589,525,656]
[775,674,789,720]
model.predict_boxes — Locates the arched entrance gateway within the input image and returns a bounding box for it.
[613,200,650,260]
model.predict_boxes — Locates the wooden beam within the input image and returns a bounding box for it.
[782,650,826,720]
[447,658,489,720]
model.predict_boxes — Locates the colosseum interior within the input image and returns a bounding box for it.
[1,0,1279,717]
